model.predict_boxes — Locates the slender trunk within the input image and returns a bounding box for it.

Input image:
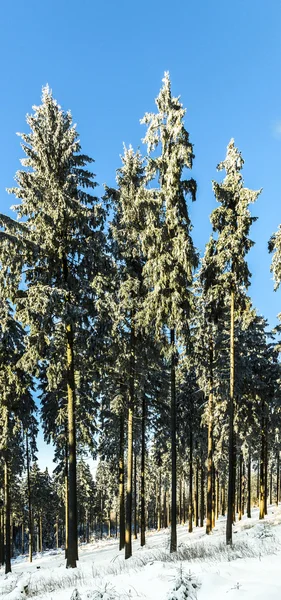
[179,478,182,525]
[226,287,235,545]
[65,442,69,559]
[21,521,25,555]
[221,483,226,516]
[276,453,280,506]
[119,410,125,550]
[238,453,242,520]
[270,465,273,506]
[134,450,138,539]
[188,428,193,533]
[0,509,4,565]
[40,515,43,552]
[211,463,215,529]
[4,459,11,574]
[200,465,204,527]
[183,482,186,524]
[195,462,199,527]
[125,317,135,560]
[215,471,219,521]
[259,401,265,519]
[163,490,168,529]
[170,328,177,553]
[10,516,13,559]
[65,318,78,568]
[265,423,268,515]
[206,334,214,534]
[56,516,59,549]
[26,433,33,563]
[157,468,162,531]
[257,459,260,503]
[242,461,245,515]
[140,393,146,547]
[247,451,251,518]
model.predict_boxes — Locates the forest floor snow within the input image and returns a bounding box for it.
[1,505,281,600]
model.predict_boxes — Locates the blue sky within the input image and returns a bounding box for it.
[1,0,281,470]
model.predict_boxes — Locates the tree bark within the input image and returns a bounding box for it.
[4,459,11,574]
[65,320,78,568]
[226,287,235,545]
[119,410,125,550]
[276,452,280,506]
[140,393,146,547]
[157,468,162,531]
[200,464,204,527]
[26,432,33,563]
[206,334,214,534]
[170,328,177,553]
[188,428,193,533]
[125,317,135,560]
[247,450,251,518]
[238,452,242,520]
[134,450,138,539]
[259,400,265,520]
[195,462,199,527]
[65,441,69,559]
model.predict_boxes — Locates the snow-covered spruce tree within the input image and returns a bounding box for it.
[105,146,147,559]
[207,139,261,545]
[0,86,106,568]
[140,72,198,552]
[0,297,37,573]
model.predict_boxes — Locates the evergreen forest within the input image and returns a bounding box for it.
[1,73,281,575]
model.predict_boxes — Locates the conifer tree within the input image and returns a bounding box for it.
[206,139,261,544]
[140,72,198,552]
[0,86,106,567]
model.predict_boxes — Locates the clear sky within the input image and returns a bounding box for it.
[1,0,281,471]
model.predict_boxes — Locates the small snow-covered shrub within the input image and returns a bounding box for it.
[167,565,200,600]
[87,582,131,599]
[71,590,82,600]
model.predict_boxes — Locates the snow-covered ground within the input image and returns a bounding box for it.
[2,505,281,600]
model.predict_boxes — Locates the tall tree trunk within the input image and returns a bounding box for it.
[257,459,260,503]
[4,459,11,574]
[270,464,273,506]
[265,423,268,516]
[40,515,43,552]
[200,464,204,527]
[140,393,146,547]
[238,452,242,520]
[119,410,125,550]
[211,463,216,529]
[195,462,199,527]
[0,508,4,565]
[259,401,265,520]
[247,450,251,518]
[242,460,245,516]
[26,432,33,563]
[182,482,186,525]
[134,450,138,539]
[157,468,162,531]
[215,471,219,521]
[65,441,69,559]
[221,482,226,516]
[170,328,177,553]
[188,427,193,533]
[276,452,280,506]
[125,318,135,560]
[179,478,182,525]
[226,287,235,545]
[206,334,214,534]
[21,521,25,555]
[56,516,59,549]
[66,319,78,568]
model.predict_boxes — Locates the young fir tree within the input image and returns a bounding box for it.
[140,72,198,552]
[0,86,106,568]
[206,139,261,544]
